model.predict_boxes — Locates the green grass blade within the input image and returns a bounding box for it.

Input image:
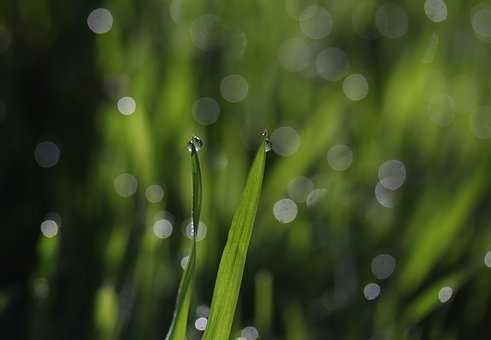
[165,137,202,340]
[202,141,266,340]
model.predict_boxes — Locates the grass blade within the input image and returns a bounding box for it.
[164,137,203,340]
[202,140,267,340]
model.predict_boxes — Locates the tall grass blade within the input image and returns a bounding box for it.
[202,140,266,340]
[164,137,203,340]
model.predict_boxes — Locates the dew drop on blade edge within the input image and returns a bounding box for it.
[260,128,272,152]
[265,139,272,152]
[187,136,204,152]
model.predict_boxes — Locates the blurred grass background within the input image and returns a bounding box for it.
[2,0,491,339]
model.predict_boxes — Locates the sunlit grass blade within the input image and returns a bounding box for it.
[164,137,203,340]
[202,141,267,340]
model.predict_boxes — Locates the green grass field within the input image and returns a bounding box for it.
[2,0,491,339]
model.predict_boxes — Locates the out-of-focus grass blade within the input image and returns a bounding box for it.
[254,269,273,334]
[401,270,467,325]
[284,301,309,340]
[165,137,203,340]
[202,141,266,340]
[398,165,487,293]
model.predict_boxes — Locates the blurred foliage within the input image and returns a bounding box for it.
[2,0,491,339]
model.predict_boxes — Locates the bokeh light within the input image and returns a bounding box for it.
[117,96,136,116]
[315,47,349,81]
[363,283,381,301]
[484,251,491,267]
[153,219,173,239]
[270,127,300,156]
[471,106,491,139]
[288,176,314,203]
[438,286,453,303]
[196,305,210,317]
[342,74,369,101]
[240,326,259,340]
[371,254,396,280]
[471,4,491,40]
[114,173,138,197]
[375,3,408,39]
[190,14,222,50]
[145,185,164,203]
[424,0,448,23]
[327,144,353,171]
[378,160,406,190]
[40,219,59,238]
[375,182,397,208]
[299,5,333,40]
[220,74,249,103]
[87,8,113,34]
[273,198,298,223]
[194,317,207,331]
[192,97,220,125]
[306,188,327,207]
[34,141,60,168]
[278,38,312,72]
[426,93,455,126]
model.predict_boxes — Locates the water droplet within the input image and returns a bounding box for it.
[180,255,190,270]
[187,136,204,152]
[260,128,272,152]
[265,139,272,152]
[184,220,207,241]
